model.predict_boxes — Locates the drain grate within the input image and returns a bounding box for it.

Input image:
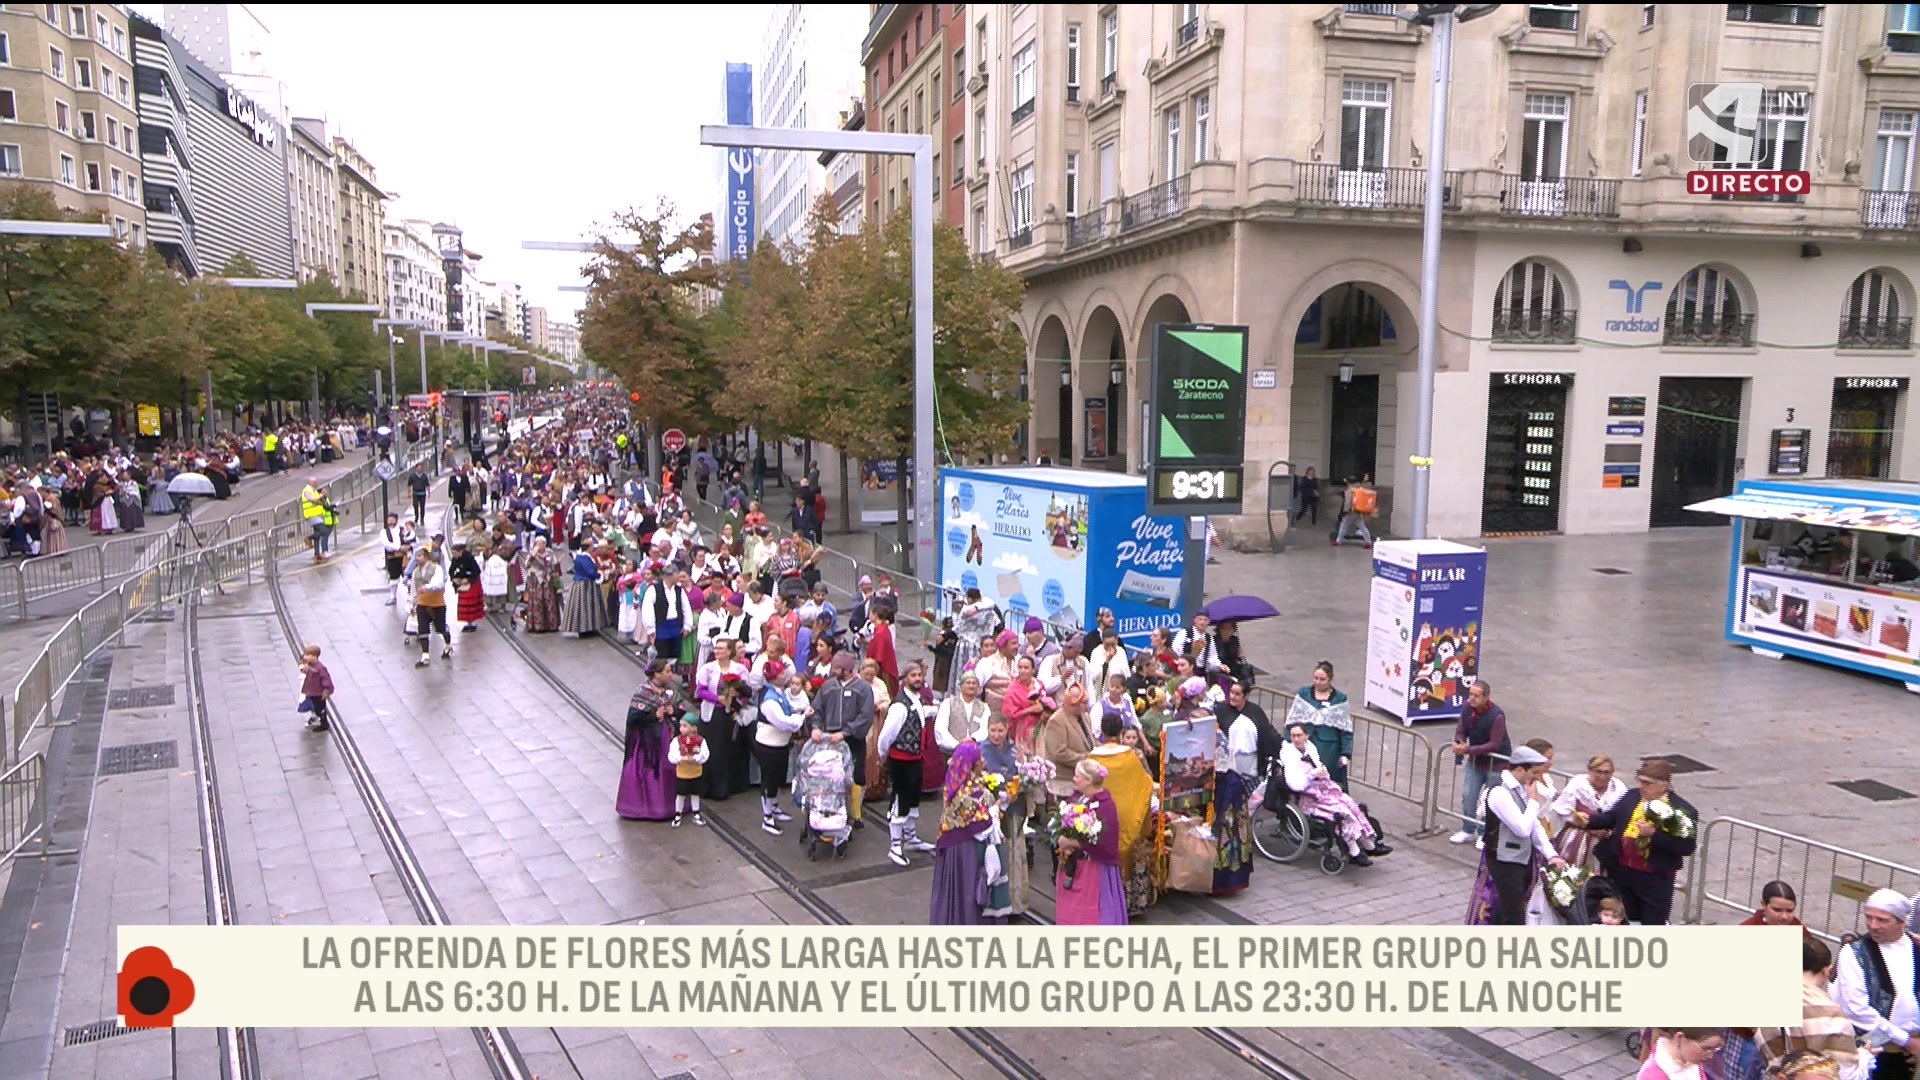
[660,1074,697,1080]
[1831,778,1917,803]
[98,741,180,776]
[360,587,393,595]
[1591,567,1632,576]
[1646,753,1714,775]
[107,686,176,710]
[63,1019,135,1046]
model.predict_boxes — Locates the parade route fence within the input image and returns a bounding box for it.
[0,751,46,863]
[1684,817,1920,941]
[1249,687,1437,816]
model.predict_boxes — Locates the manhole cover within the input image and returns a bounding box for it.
[1831,779,1917,803]
[99,741,180,776]
[1591,567,1632,576]
[1647,753,1714,775]
[107,686,175,710]
[63,1019,134,1046]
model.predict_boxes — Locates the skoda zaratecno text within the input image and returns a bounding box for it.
[119,926,1796,1028]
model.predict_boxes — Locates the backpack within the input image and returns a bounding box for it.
[1350,486,1378,516]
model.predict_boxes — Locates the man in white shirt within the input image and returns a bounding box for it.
[1835,889,1920,1079]
[1483,746,1566,926]
[742,580,776,628]
[1173,613,1224,677]
[720,592,761,657]
[1039,633,1088,698]
[1083,630,1131,697]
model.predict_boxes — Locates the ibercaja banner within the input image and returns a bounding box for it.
[116,925,1798,1029]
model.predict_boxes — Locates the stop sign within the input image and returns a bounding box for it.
[662,428,687,453]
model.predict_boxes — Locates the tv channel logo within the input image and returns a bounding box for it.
[1687,83,1809,166]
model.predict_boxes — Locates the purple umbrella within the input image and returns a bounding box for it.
[1198,595,1280,623]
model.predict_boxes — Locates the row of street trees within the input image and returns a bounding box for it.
[579,197,1029,543]
[1,183,568,449]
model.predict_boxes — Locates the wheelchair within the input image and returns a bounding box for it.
[1249,764,1350,875]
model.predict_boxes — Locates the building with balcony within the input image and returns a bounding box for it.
[0,3,146,242]
[383,217,446,332]
[333,134,384,307]
[757,4,869,246]
[549,321,580,364]
[820,98,866,235]
[430,221,485,336]
[861,4,969,233]
[966,2,1920,538]
[287,117,337,283]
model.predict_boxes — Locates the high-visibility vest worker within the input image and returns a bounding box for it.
[263,432,279,454]
[616,434,628,449]
[300,483,326,521]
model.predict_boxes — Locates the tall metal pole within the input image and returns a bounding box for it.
[911,143,934,576]
[1408,10,1453,540]
[202,369,214,444]
[386,335,397,412]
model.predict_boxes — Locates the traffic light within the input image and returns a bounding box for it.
[629,392,640,403]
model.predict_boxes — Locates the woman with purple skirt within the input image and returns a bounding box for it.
[1054,759,1128,925]
[929,742,1012,925]
[618,660,681,821]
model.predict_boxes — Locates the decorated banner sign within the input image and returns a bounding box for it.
[938,466,1184,645]
[1148,324,1250,516]
[1364,540,1490,725]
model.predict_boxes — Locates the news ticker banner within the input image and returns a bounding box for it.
[116,925,1799,1029]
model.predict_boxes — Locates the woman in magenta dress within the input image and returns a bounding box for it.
[1054,758,1128,925]
[618,660,682,821]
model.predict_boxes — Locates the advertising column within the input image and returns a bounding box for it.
[1363,539,1489,724]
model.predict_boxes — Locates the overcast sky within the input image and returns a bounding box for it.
[137,4,768,323]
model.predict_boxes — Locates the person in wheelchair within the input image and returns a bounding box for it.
[1280,723,1392,866]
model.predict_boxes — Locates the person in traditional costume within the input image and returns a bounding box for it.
[1053,758,1126,926]
[979,714,1033,916]
[867,601,900,697]
[521,537,562,633]
[1002,654,1052,755]
[695,639,752,801]
[1575,757,1698,926]
[753,670,809,835]
[929,741,1012,925]
[1089,711,1160,916]
[1212,684,1260,895]
[949,589,999,693]
[1833,889,1920,1080]
[1548,752,1626,872]
[1286,662,1353,790]
[974,629,1019,716]
[1464,745,1562,925]
[617,660,681,821]
[1761,937,1871,1080]
[1636,1030,1728,1080]
[115,473,145,532]
[449,540,485,634]
[1283,723,1391,869]
[936,671,991,752]
[558,548,604,637]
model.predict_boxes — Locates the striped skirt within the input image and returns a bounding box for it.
[560,580,606,634]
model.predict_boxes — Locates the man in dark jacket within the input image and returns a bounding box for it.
[812,652,875,826]
[1576,757,1698,926]
[1448,680,1509,845]
[447,467,471,524]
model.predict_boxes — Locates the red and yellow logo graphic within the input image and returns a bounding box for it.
[117,946,195,1028]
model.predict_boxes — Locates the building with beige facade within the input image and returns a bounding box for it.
[383,216,445,332]
[0,3,146,240]
[333,133,384,307]
[526,303,549,352]
[288,117,337,284]
[961,2,1920,539]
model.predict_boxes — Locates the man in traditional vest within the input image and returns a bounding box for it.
[1480,746,1567,926]
[1835,889,1920,1080]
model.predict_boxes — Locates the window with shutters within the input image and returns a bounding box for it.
[1492,260,1576,343]
[1065,152,1080,218]
[1066,25,1081,102]
[1840,269,1911,348]
[1193,91,1211,165]
[1631,91,1648,177]
[1012,42,1036,123]
[1665,265,1754,346]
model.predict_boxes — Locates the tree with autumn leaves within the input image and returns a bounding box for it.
[582,196,1029,549]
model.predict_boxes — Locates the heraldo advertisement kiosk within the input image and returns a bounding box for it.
[937,467,1187,647]
[1687,478,1920,693]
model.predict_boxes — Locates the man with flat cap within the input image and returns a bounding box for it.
[1481,745,1567,926]
[1575,756,1698,925]
[1835,889,1920,1080]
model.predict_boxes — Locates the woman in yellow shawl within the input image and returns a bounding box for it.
[1088,711,1160,916]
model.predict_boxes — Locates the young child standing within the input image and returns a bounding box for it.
[298,646,333,733]
[668,715,710,827]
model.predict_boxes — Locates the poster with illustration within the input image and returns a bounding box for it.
[939,467,1185,646]
[1362,540,1489,725]
[1735,566,1920,673]
[1158,716,1219,820]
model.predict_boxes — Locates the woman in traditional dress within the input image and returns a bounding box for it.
[1001,655,1052,755]
[1054,758,1127,926]
[559,547,605,637]
[88,473,119,535]
[522,538,563,633]
[1098,673,1140,732]
[617,660,682,821]
[450,540,486,633]
[949,588,999,693]
[1089,712,1160,916]
[1212,686,1260,895]
[148,462,176,516]
[1284,723,1389,870]
[929,741,1012,925]
[1286,661,1353,790]
[1635,1029,1727,1080]
[978,714,1033,915]
[973,630,1019,717]
[115,474,145,532]
[861,657,893,718]
[1548,752,1627,872]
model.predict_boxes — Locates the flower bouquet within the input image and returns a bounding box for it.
[717,672,751,713]
[1643,798,1695,842]
[1542,863,1588,921]
[978,771,1009,805]
[1015,756,1055,795]
[1048,797,1105,891]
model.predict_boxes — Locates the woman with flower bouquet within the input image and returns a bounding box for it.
[1577,757,1698,925]
[1052,759,1127,925]
[982,715,1047,915]
[929,742,1013,924]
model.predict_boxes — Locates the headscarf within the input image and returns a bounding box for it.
[1179,676,1208,700]
[944,740,985,801]
[993,629,1018,649]
[1867,888,1914,924]
[1023,616,1043,634]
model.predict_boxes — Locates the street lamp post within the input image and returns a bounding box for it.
[304,303,383,422]
[1402,3,1498,539]
[696,124,935,573]
[373,319,422,414]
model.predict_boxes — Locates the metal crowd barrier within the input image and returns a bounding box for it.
[1250,686,1438,815]
[1420,747,1581,836]
[0,751,47,862]
[1684,817,1920,940]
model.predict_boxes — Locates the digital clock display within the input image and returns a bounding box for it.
[1153,467,1242,505]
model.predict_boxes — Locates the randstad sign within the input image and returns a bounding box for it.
[1605,279,1664,334]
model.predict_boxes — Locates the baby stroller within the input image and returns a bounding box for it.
[793,739,854,861]
[1571,873,1622,927]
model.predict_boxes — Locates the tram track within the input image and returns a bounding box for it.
[257,565,567,1080]
[502,623,1319,1080]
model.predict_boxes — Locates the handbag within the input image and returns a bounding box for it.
[863,735,891,803]
[296,699,313,713]
[403,607,420,636]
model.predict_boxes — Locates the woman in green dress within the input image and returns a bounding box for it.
[1284,661,1353,791]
